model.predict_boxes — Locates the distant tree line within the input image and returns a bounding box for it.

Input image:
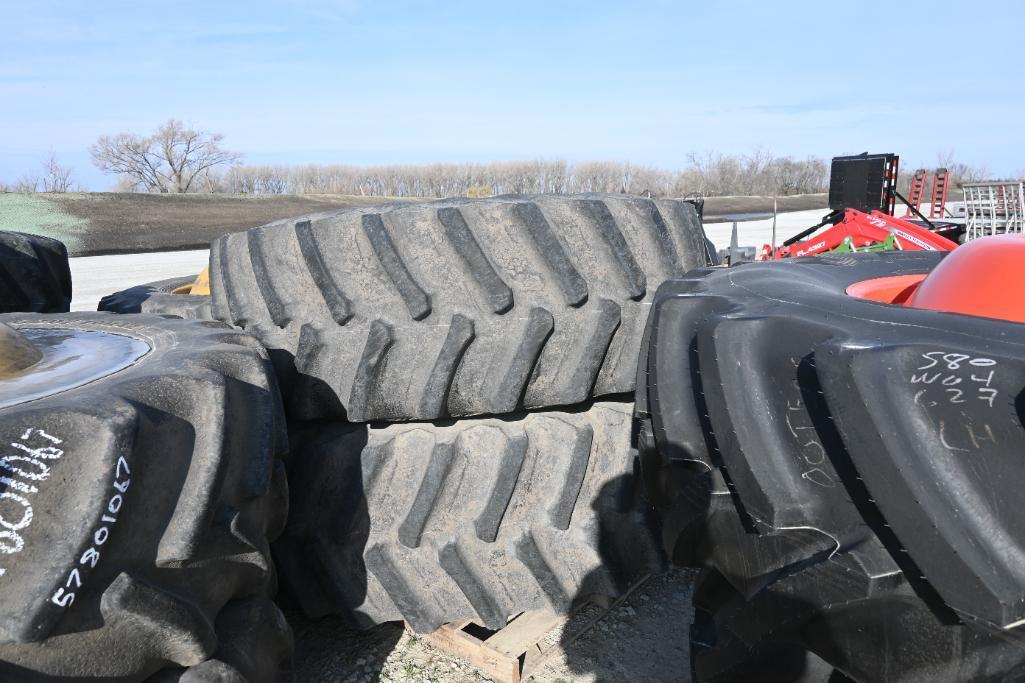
[0,118,1000,199]
[896,150,992,200]
[214,152,831,198]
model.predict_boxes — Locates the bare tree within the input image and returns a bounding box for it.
[112,176,142,192]
[41,152,74,193]
[898,150,993,194]
[936,149,990,186]
[12,175,40,193]
[91,119,241,193]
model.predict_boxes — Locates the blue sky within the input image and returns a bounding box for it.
[2,0,1023,190]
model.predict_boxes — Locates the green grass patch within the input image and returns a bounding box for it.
[0,194,87,253]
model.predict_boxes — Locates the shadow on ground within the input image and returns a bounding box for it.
[544,474,692,682]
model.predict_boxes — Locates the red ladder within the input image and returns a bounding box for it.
[903,170,927,216]
[929,168,949,218]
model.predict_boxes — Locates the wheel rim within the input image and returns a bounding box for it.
[0,327,150,409]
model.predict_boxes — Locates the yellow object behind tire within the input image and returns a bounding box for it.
[173,268,211,296]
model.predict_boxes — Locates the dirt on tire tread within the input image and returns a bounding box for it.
[209,194,708,422]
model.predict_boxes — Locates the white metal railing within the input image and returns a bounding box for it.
[963,180,1025,240]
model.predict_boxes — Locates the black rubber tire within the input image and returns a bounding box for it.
[0,231,71,313]
[148,597,294,682]
[637,251,1025,679]
[99,276,213,320]
[0,313,290,681]
[209,194,709,422]
[275,399,666,633]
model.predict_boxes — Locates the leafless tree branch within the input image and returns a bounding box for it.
[91,119,241,193]
[41,152,75,192]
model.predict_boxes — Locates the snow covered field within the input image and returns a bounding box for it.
[703,208,826,254]
[69,249,209,311]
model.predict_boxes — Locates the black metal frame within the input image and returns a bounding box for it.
[828,153,899,215]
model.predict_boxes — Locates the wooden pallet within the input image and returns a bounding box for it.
[405,577,649,683]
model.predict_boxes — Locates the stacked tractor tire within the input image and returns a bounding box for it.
[196,195,704,632]
[0,194,713,680]
[638,250,1025,681]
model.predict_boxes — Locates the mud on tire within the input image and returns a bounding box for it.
[99,276,212,320]
[637,252,1025,680]
[209,194,708,422]
[0,313,290,681]
[0,231,71,313]
[275,400,665,633]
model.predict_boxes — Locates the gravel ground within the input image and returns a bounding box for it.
[282,569,695,683]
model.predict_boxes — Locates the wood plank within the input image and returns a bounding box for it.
[521,575,652,677]
[407,576,652,683]
[484,609,567,657]
[409,622,521,683]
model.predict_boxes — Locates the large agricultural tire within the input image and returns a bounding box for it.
[636,251,1025,680]
[0,231,71,313]
[275,400,666,633]
[99,275,213,320]
[208,194,709,422]
[0,313,290,681]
